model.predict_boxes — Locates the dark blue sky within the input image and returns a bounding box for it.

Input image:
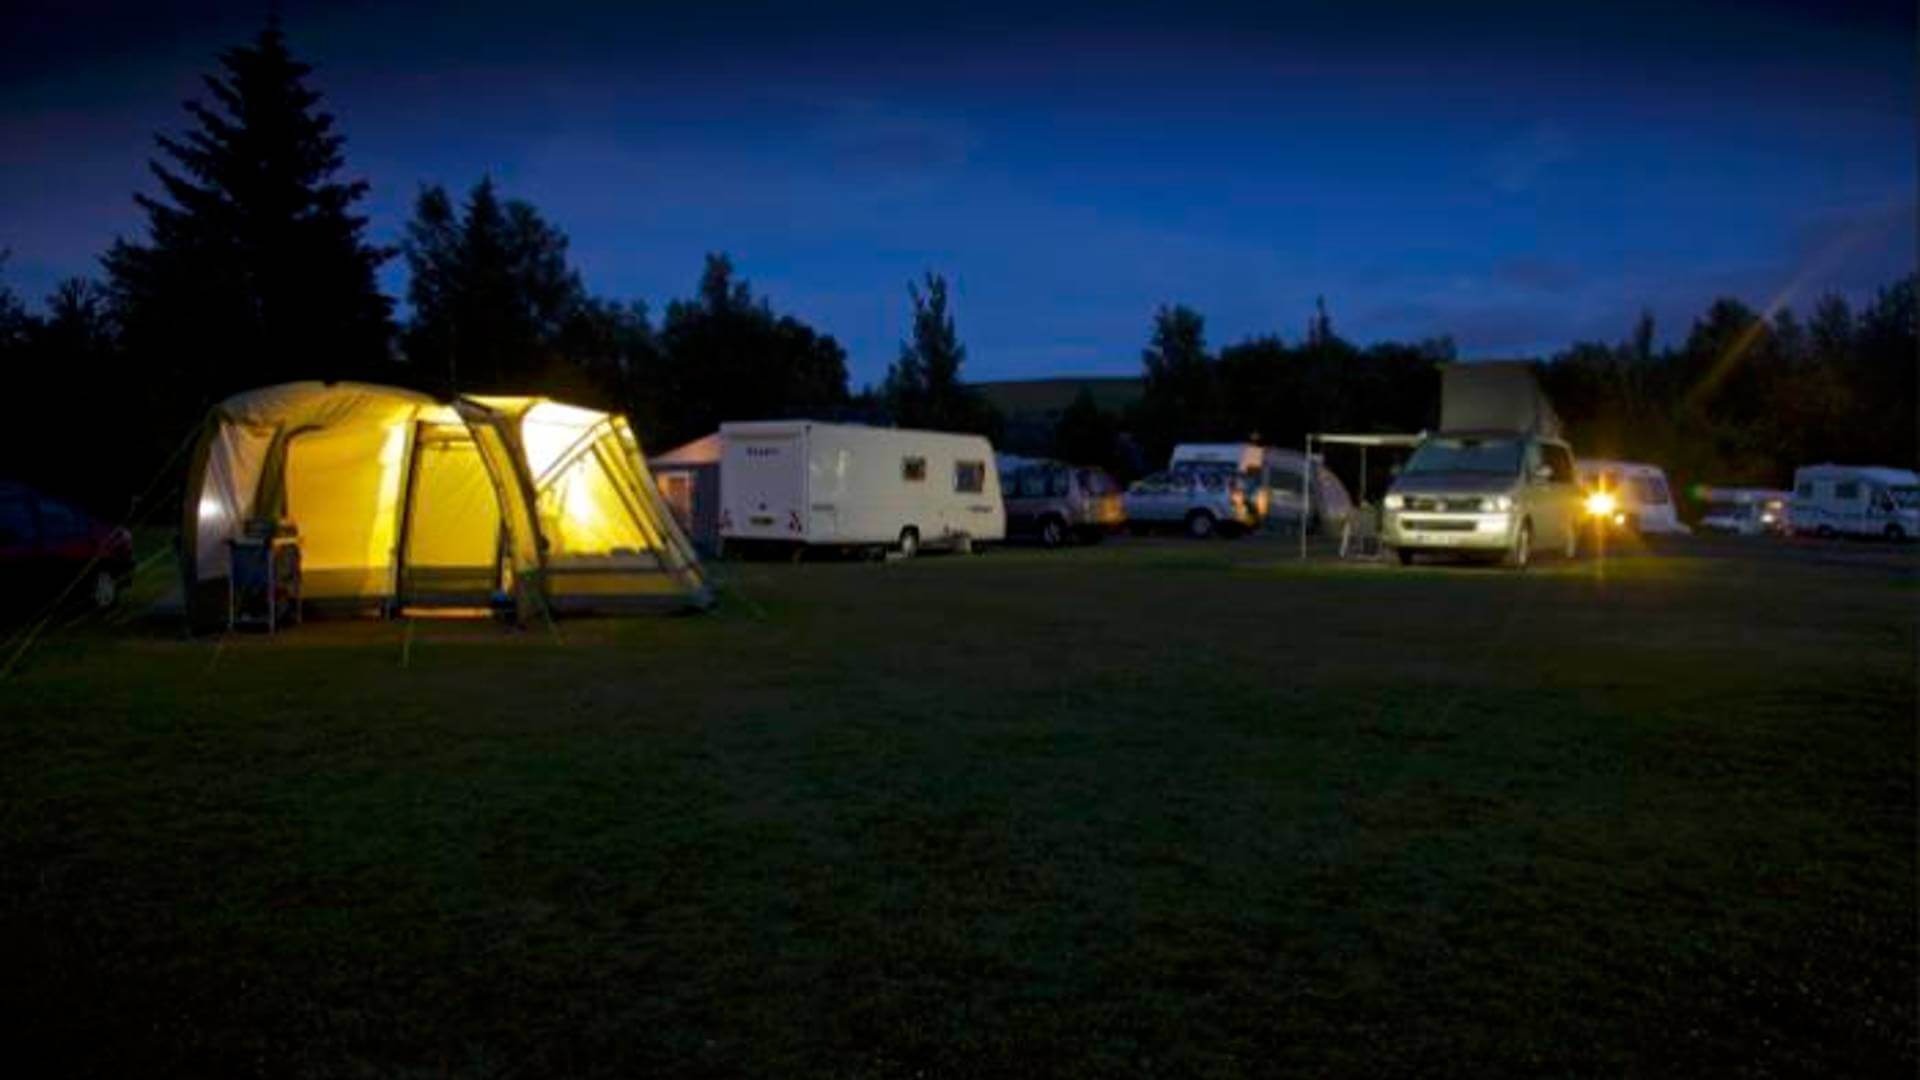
[3,1,1913,385]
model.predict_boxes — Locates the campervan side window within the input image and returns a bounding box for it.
[902,457,927,482]
[1542,445,1575,484]
[1046,468,1069,497]
[1796,480,1813,498]
[954,461,986,494]
[1635,476,1671,505]
[1835,481,1860,500]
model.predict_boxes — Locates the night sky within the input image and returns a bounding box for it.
[4,1,1913,386]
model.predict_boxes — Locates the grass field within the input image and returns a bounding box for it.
[2,536,1914,1076]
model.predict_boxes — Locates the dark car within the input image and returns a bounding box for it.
[999,458,1127,547]
[0,482,136,612]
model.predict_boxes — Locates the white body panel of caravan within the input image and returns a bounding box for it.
[719,421,1005,549]
[1576,459,1689,534]
[1789,464,1920,539]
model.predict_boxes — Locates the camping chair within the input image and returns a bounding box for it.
[1339,503,1385,560]
[228,519,302,632]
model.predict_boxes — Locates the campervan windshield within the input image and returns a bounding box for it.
[1892,486,1920,509]
[1404,436,1524,477]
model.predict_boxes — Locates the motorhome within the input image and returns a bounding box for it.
[1575,459,1689,535]
[719,421,1005,557]
[1788,464,1920,540]
[1696,487,1791,536]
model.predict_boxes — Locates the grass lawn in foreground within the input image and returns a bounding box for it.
[1,537,1914,1076]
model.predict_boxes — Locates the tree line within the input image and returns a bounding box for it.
[0,23,1913,522]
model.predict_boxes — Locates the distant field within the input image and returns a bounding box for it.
[973,375,1145,418]
[2,536,1914,1076]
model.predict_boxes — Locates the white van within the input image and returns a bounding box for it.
[1789,464,1920,540]
[1575,459,1688,534]
[1169,442,1353,530]
[719,421,1005,557]
[1696,487,1791,536]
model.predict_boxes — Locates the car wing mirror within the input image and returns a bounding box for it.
[1532,464,1554,483]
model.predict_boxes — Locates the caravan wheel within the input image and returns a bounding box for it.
[897,528,920,559]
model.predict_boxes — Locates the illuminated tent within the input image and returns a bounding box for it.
[181,382,709,625]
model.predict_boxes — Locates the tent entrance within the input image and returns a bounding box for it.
[398,424,505,607]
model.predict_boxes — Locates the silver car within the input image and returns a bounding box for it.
[1123,468,1259,539]
[1382,431,1583,567]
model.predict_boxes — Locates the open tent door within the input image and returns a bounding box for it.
[398,423,504,607]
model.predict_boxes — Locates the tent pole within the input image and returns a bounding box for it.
[1301,434,1312,559]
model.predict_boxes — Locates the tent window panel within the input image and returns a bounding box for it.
[538,450,651,559]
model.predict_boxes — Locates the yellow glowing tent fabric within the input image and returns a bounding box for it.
[181,382,710,624]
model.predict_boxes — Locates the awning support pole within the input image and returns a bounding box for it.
[1300,434,1312,559]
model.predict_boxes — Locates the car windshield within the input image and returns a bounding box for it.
[1892,486,1920,509]
[1404,437,1524,477]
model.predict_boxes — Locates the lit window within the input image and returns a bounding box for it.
[902,457,927,482]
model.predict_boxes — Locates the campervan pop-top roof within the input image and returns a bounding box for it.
[1438,362,1563,439]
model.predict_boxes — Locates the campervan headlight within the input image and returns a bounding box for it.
[1584,491,1618,518]
[1485,494,1514,513]
[1383,493,1404,510]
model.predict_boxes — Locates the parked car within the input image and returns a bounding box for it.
[1123,469,1258,538]
[0,482,135,612]
[1382,431,1583,567]
[999,457,1125,547]
[1170,442,1356,533]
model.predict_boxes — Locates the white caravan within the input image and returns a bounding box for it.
[719,421,1004,556]
[1169,442,1353,529]
[1696,487,1791,536]
[1575,459,1689,534]
[1788,464,1920,540]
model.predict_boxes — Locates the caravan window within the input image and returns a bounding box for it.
[1834,481,1860,500]
[954,461,986,494]
[902,457,927,483]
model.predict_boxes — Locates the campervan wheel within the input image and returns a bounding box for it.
[1504,521,1533,569]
